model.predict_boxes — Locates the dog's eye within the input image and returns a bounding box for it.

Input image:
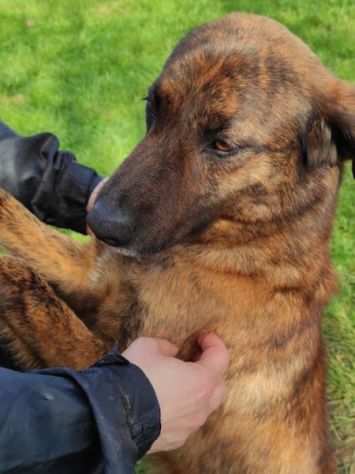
[146,109,155,130]
[214,140,232,152]
[144,100,155,130]
[210,139,240,157]
[144,95,157,131]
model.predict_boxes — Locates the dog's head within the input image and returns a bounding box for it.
[87,13,355,257]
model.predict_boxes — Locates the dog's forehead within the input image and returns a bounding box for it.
[158,46,306,137]
[157,53,241,124]
[154,14,322,143]
[158,13,319,110]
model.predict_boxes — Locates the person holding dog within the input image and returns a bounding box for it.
[0,122,229,474]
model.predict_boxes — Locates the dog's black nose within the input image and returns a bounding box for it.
[87,198,135,248]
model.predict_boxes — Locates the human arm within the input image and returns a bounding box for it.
[0,122,102,234]
[0,353,159,474]
[0,335,228,474]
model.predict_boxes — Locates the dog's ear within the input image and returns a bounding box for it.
[324,80,355,176]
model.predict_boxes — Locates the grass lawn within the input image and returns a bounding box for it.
[0,0,354,472]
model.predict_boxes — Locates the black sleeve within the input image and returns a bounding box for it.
[31,150,103,234]
[0,354,161,474]
[0,122,103,234]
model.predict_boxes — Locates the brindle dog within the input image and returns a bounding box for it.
[0,13,354,474]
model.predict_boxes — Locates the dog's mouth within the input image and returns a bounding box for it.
[90,233,142,259]
[89,208,217,260]
[105,244,140,259]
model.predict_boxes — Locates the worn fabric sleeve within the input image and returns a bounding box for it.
[0,354,160,474]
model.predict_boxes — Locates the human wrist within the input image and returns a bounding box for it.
[114,362,162,458]
[94,351,161,459]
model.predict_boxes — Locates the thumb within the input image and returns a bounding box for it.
[196,333,229,376]
[155,338,179,357]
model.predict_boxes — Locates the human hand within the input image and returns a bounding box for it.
[87,177,107,213]
[123,334,229,453]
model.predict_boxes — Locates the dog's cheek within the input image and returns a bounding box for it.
[213,153,276,203]
[137,204,205,252]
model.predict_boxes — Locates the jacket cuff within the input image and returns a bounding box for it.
[43,352,161,469]
[31,152,103,234]
[94,352,161,459]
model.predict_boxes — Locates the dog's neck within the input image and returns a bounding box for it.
[172,169,340,288]
[92,168,340,350]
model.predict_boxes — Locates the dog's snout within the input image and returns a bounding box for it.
[87,198,135,248]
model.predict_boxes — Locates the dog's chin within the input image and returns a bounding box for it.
[101,239,172,261]
[102,230,206,259]
[100,242,158,260]
[106,245,141,259]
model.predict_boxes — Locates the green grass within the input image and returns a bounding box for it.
[0,0,354,471]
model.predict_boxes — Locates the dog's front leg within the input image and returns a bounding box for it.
[0,256,107,370]
[0,188,101,298]
[0,188,133,345]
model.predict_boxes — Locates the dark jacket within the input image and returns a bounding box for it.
[0,123,161,473]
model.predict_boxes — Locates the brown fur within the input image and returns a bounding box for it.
[1,13,355,474]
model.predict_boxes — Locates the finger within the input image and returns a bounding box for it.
[155,338,179,357]
[196,333,229,376]
[87,177,108,212]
